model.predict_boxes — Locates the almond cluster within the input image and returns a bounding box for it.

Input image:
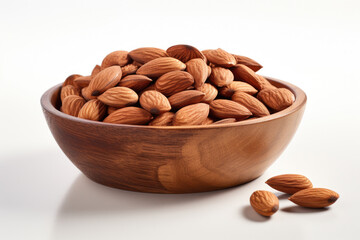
[60,45,295,126]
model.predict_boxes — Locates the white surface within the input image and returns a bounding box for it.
[1,0,359,239]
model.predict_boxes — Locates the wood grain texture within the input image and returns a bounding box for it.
[41,77,306,193]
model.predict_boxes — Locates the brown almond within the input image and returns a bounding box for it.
[101,50,130,69]
[266,174,313,195]
[185,58,208,88]
[212,118,236,125]
[202,48,236,68]
[91,65,101,77]
[61,95,86,117]
[118,75,152,92]
[210,99,252,120]
[250,190,279,217]
[107,106,119,115]
[168,90,205,109]
[129,47,168,64]
[98,87,138,108]
[289,188,339,208]
[173,103,209,126]
[121,63,139,77]
[73,75,92,89]
[232,91,270,117]
[257,88,295,112]
[139,90,171,115]
[209,67,234,87]
[207,65,212,78]
[231,64,274,90]
[136,57,186,78]
[63,74,82,87]
[61,85,80,102]
[197,83,218,103]
[139,84,156,96]
[81,87,91,101]
[155,70,194,96]
[232,54,262,72]
[201,117,214,125]
[167,44,206,63]
[78,99,106,121]
[149,112,175,126]
[219,81,258,98]
[87,66,122,98]
[103,107,153,125]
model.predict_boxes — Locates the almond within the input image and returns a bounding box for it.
[219,81,258,98]
[63,74,82,87]
[207,65,212,78]
[232,92,270,117]
[91,65,101,77]
[78,99,106,121]
[103,107,153,125]
[197,83,218,103]
[61,85,80,101]
[166,44,206,63]
[155,70,194,96]
[136,57,186,78]
[257,88,295,112]
[149,112,175,126]
[121,63,139,77]
[173,103,209,126]
[98,87,138,108]
[201,117,214,125]
[129,47,168,64]
[118,75,152,92]
[231,64,274,90]
[101,50,130,69]
[232,54,262,72]
[139,90,171,114]
[73,75,92,89]
[81,87,91,101]
[289,188,339,208]
[210,99,252,120]
[250,190,279,217]
[168,90,205,109]
[212,118,236,125]
[139,84,156,95]
[209,67,234,87]
[266,174,313,194]
[185,58,208,88]
[107,106,119,115]
[87,66,122,98]
[61,95,86,117]
[202,48,236,68]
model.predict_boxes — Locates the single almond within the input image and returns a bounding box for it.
[73,75,92,89]
[136,57,186,78]
[197,83,218,103]
[149,112,175,126]
[257,88,295,112]
[155,70,194,96]
[232,54,262,72]
[185,58,208,88]
[129,47,168,64]
[168,90,205,109]
[266,174,313,194]
[212,118,236,125]
[210,99,252,120]
[232,91,270,117]
[78,99,106,121]
[61,95,86,117]
[118,75,152,92]
[61,85,80,102]
[207,65,212,78]
[139,90,171,114]
[139,84,156,96]
[209,67,234,87]
[81,87,91,101]
[219,81,258,98]
[173,103,209,126]
[121,63,139,77]
[63,74,82,87]
[201,117,214,125]
[107,106,119,115]
[289,188,339,208]
[91,65,101,77]
[87,66,122,98]
[103,107,153,125]
[98,87,138,108]
[167,44,206,63]
[202,48,236,68]
[231,64,274,90]
[101,50,130,69]
[250,190,279,217]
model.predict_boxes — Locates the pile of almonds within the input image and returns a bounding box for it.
[60,45,295,126]
[250,174,339,217]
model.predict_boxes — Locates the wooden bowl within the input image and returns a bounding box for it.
[41,77,306,193]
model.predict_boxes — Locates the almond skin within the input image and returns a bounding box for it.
[149,112,175,126]
[61,95,86,117]
[232,54,262,72]
[250,190,279,217]
[266,174,313,194]
[202,48,236,68]
[231,64,274,90]
[167,44,206,63]
[168,90,205,109]
[155,70,194,96]
[257,88,295,112]
[101,50,130,69]
[87,66,122,98]
[139,90,171,114]
[289,188,339,208]
[209,67,234,87]
[107,106,119,115]
[136,57,186,78]
[129,47,168,64]
[219,81,258,98]
[61,85,80,101]
[173,103,209,126]
[73,75,92,89]
[198,83,218,103]
[78,99,106,121]
[63,74,82,87]
[91,65,101,77]
[98,87,138,108]
[232,91,270,117]
[118,75,152,92]
[210,99,252,120]
[212,118,236,125]
[185,58,208,88]
[201,117,214,125]
[103,107,153,125]
[121,63,139,77]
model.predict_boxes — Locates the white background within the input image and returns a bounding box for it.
[1,0,359,239]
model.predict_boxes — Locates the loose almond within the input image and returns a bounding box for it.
[210,99,252,120]
[98,87,138,108]
[198,83,218,103]
[266,174,313,194]
[91,65,101,77]
[101,50,130,69]
[139,90,171,114]
[201,117,214,125]
[136,57,186,78]
[103,107,153,125]
[87,66,122,98]
[250,190,279,217]
[202,48,236,68]
[289,188,339,208]
[78,99,106,121]
[61,85,80,101]
[73,75,92,89]
[149,112,175,126]
[231,64,274,90]
[129,47,168,64]
[61,95,86,117]
[168,90,205,109]
[155,70,194,96]
[167,44,206,63]
[232,91,270,117]
[257,88,295,112]
[118,75,152,92]
[219,81,258,98]
[121,63,139,77]
[63,74,82,87]
[185,58,208,88]
[212,118,236,125]
[232,54,262,72]
[209,67,234,87]
[173,103,209,126]
[107,106,119,115]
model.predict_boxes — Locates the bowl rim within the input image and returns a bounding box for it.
[41,76,307,130]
